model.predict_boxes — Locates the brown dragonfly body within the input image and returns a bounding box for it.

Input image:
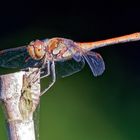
[0,32,140,95]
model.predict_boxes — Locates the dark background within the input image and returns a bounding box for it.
[0,1,140,140]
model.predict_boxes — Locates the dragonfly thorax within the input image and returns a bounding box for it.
[46,38,74,61]
[27,40,46,60]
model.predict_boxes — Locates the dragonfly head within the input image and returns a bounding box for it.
[27,40,45,60]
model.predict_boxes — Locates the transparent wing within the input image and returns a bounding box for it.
[83,51,105,76]
[0,46,40,68]
[55,57,85,78]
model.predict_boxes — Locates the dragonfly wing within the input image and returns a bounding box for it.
[0,46,40,68]
[83,51,105,76]
[55,57,85,78]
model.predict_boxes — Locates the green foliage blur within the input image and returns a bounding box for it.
[0,26,140,140]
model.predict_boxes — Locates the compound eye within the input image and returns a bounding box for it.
[27,40,45,60]
[34,44,44,59]
[36,45,42,51]
[27,45,36,59]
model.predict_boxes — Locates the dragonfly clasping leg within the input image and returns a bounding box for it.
[40,61,50,79]
[40,61,56,96]
[23,68,40,87]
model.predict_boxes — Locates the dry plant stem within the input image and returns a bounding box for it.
[0,68,40,140]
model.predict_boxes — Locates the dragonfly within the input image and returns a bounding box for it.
[0,32,140,95]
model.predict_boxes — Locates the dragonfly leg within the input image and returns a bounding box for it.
[28,59,50,84]
[40,61,56,96]
[26,68,40,86]
[28,60,51,86]
[40,61,50,79]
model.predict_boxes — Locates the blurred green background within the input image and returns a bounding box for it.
[0,1,140,140]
